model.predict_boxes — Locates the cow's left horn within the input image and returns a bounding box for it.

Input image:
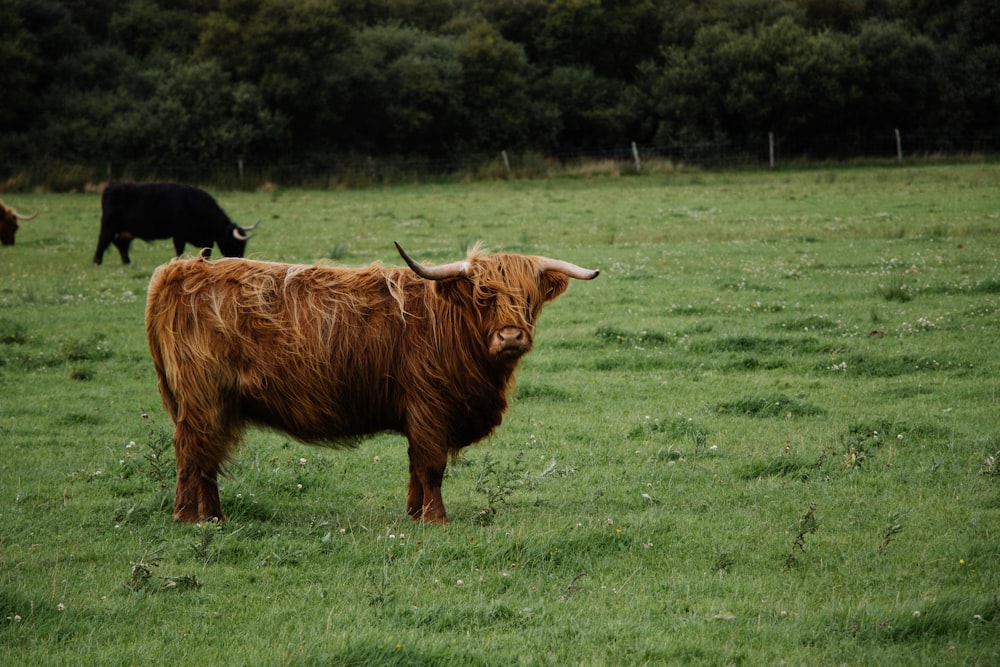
[395,242,469,280]
[539,257,600,280]
[14,209,39,221]
[232,227,251,241]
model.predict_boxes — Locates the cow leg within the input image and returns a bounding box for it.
[114,237,133,265]
[172,423,225,522]
[93,230,115,265]
[173,237,188,257]
[406,446,448,524]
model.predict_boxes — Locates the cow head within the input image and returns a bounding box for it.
[217,221,258,257]
[0,201,38,246]
[395,242,599,364]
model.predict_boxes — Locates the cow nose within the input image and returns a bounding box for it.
[491,326,531,357]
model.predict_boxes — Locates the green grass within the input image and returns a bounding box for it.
[2,164,999,665]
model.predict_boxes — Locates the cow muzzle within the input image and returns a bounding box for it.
[490,326,532,359]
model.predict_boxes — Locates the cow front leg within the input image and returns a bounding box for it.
[172,424,224,522]
[93,230,116,265]
[406,446,448,524]
[172,236,188,258]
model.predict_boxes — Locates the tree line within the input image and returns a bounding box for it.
[2,0,998,183]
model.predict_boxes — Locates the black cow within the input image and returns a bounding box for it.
[94,182,256,265]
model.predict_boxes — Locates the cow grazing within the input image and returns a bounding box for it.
[94,182,256,265]
[146,243,599,523]
[0,200,39,246]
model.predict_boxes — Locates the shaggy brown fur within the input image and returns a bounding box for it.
[146,245,598,523]
[0,200,38,246]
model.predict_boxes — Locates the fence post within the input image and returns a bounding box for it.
[894,129,902,163]
[501,150,511,175]
[238,158,244,181]
[769,132,775,169]
[631,141,641,172]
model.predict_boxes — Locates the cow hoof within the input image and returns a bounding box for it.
[173,510,225,524]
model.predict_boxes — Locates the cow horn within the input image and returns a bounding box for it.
[538,257,600,280]
[232,227,250,241]
[243,221,259,232]
[394,242,469,280]
[15,209,39,221]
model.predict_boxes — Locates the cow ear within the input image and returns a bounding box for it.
[430,276,473,304]
[539,271,571,302]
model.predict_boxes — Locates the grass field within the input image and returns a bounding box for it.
[2,164,999,665]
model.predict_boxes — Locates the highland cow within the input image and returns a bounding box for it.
[146,243,599,523]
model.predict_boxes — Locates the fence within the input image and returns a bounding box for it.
[2,131,997,191]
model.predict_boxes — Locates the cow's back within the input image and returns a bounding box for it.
[147,256,417,444]
[103,182,230,243]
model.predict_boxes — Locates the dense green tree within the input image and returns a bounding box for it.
[650,17,862,147]
[0,0,41,145]
[453,20,534,151]
[197,0,352,152]
[536,0,663,81]
[1,0,997,176]
[140,60,283,162]
[853,19,940,133]
[330,25,462,155]
[477,0,549,60]
[338,0,465,31]
[944,43,1000,139]
[533,65,639,152]
[108,0,203,58]
[793,0,868,31]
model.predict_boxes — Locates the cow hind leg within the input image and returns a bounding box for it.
[114,237,132,265]
[172,423,227,522]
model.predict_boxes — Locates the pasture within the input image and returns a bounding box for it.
[2,164,998,665]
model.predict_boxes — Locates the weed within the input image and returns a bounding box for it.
[740,455,814,481]
[60,334,112,362]
[369,532,400,608]
[785,502,818,568]
[878,274,914,302]
[878,512,903,555]
[124,543,165,593]
[982,450,1000,479]
[0,319,27,344]
[842,446,866,470]
[629,415,708,449]
[191,521,222,563]
[473,451,526,525]
[139,412,174,490]
[159,575,202,591]
[69,366,94,381]
[565,572,587,596]
[714,394,825,418]
[328,242,349,260]
[594,326,672,347]
[711,547,737,573]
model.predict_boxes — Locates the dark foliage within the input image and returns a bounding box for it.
[1,0,997,179]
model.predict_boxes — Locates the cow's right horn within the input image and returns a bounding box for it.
[395,242,469,280]
[14,209,39,221]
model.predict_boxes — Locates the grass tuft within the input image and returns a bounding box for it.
[714,393,825,418]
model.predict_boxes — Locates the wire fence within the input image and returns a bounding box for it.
[2,132,997,191]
